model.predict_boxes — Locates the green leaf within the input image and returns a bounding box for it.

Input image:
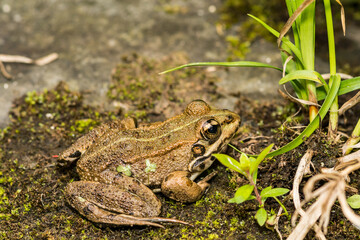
[266,74,341,157]
[228,184,255,204]
[248,14,303,65]
[249,144,274,175]
[213,154,247,177]
[239,153,250,171]
[290,79,308,100]
[116,165,132,177]
[298,0,316,71]
[259,186,272,203]
[159,61,282,74]
[247,195,256,201]
[261,188,290,198]
[261,186,273,194]
[279,70,323,85]
[317,76,360,101]
[255,208,267,226]
[347,194,360,209]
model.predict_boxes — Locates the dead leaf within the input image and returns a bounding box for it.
[277,0,315,47]
[339,91,360,115]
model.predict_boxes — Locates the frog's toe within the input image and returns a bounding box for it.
[74,200,175,228]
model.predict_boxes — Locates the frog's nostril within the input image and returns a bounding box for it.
[225,115,233,123]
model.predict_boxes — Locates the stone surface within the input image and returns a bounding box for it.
[0,0,225,127]
[0,0,359,127]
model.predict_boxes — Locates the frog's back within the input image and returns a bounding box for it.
[77,113,200,180]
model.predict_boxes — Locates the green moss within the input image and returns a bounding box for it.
[107,53,219,121]
[71,119,98,133]
[219,0,287,60]
[23,203,31,212]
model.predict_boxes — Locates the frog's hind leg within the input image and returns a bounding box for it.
[58,118,136,166]
[65,180,189,227]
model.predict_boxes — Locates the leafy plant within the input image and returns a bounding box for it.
[161,0,360,158]
[162,0,360,237]
[214,144,289,226]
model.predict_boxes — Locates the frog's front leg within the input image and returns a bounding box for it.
[65,171,188,227]
[59,118,136,166]
[161,171,217,203]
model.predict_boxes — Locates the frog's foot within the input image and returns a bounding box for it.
[161,171,217,203]
[65,181,189,227]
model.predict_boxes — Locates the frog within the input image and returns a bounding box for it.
[59,100,241,227]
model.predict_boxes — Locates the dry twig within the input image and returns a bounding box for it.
[292,149,314,217]
[0,53,58,79]
[288,157,360,240]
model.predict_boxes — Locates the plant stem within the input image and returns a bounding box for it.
[300,0,318,121]
[273,196,289,216]
[328,76,339,138]
[344,118,360,155]
[323,0,339,138]
[249,175,262,205]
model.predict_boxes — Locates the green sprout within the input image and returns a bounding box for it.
[145,159,156,173]
[116,165,132,177]
[214,144,289,226]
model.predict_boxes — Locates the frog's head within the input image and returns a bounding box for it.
[185,100,241,173]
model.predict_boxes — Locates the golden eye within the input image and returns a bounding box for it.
[201,119,221,141]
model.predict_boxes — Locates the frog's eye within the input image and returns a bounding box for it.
[201,119,221,141]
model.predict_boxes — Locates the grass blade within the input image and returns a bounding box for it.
[267,74,341,157]
[279,70,324,85]
[248,14,303,65]
[290,79,308,100]
[278,0,315,46]
[159,61,282,75]
[317,76,360,101]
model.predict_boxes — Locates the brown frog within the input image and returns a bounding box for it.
[59,100,241,227]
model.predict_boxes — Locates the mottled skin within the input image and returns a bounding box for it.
[59,100,241,227]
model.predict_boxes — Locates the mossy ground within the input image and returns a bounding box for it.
[107,53,219,122]
[0,54,359,240]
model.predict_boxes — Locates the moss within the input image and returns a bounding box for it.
[70,119,98,134]
[107,53,219,122]
[219,0,287,60]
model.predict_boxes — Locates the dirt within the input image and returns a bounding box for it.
[0,54,360,240]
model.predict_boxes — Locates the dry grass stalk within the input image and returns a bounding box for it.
[279,87,320,108]
[338,91,360,116]
[274,207,284,240]
[292,149,314,217]
[338,150,360,164]
[288,157,360,240]
[0,53,58,79]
